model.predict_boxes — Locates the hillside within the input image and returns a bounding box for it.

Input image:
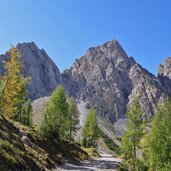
[0,116,88,171]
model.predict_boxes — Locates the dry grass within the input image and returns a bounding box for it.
[82,147,100,158]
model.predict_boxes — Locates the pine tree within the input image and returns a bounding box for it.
[41,85,69,139]
[82,108,99,147]
[68,97,80,141]
[0,47,29,119]
[121,97,144,171]
[147,100,171,171]
[14,84,32,124]
[21,99,33,126]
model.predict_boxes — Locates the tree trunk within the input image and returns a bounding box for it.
[133,135,136,171]
[70,125,72,141]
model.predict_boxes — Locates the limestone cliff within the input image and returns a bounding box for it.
[62,40,165,122]
[0,42,62,100]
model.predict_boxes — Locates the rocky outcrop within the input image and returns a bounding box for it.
[158,58,171,97]
[63,40,165,122]
[128,63,165,120]
[0,42,62,100]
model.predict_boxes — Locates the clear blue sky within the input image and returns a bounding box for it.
[0,0,171,75]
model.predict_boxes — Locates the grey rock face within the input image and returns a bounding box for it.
[63,40,165,122]
[128,64,165,120]
[0,42,62,100]
[158,58,171,97]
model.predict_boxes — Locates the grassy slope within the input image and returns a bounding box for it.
[0,116,88,171]
[0,116,40,171]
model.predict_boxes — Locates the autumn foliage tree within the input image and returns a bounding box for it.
[0,46,32,125]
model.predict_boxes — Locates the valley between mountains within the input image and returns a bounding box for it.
[0,39,171,170]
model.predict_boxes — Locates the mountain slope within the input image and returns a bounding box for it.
[0,116,40,171]
[0,42,62,100]
[0,116,88,171]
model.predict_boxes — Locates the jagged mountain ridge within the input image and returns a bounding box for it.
[0,40,170,123]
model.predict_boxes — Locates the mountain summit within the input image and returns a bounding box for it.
[62,40,165,122]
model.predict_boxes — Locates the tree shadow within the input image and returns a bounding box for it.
[59,157,121,170]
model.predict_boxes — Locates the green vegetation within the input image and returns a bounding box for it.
[21,99,33,126]
[15,85,32,126]
[82,108,99,147]
[68,97,80,140]
[39,86,81,143]
[0,116,40,171]
[121,98,144,171]
[120,98,171,171]
[40,84,70,139]
[147,100,171,170]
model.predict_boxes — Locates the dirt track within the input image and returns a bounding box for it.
[55,154,121,171]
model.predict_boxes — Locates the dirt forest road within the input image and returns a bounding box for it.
[55,154,121,171]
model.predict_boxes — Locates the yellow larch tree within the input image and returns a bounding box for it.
[0,46,29,119]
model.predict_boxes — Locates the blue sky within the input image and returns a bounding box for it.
[0,0,171,75]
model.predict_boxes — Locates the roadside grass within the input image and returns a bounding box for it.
[82,147,100,157]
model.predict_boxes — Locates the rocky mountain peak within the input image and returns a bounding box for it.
[67,40,135,78]
[85,39,132,65]
[86,39,122,54]
[17,41,37,48]
[0,42,62,100]
[62,40,165,122]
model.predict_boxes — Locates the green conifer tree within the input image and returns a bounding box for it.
[82,108,99,147]
[41,85,69,139]
[21,99,33,126]
[148,100,171,171]
[121,97,143,171]
[68,97,80,141]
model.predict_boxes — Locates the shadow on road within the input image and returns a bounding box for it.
[57,154,121,171]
